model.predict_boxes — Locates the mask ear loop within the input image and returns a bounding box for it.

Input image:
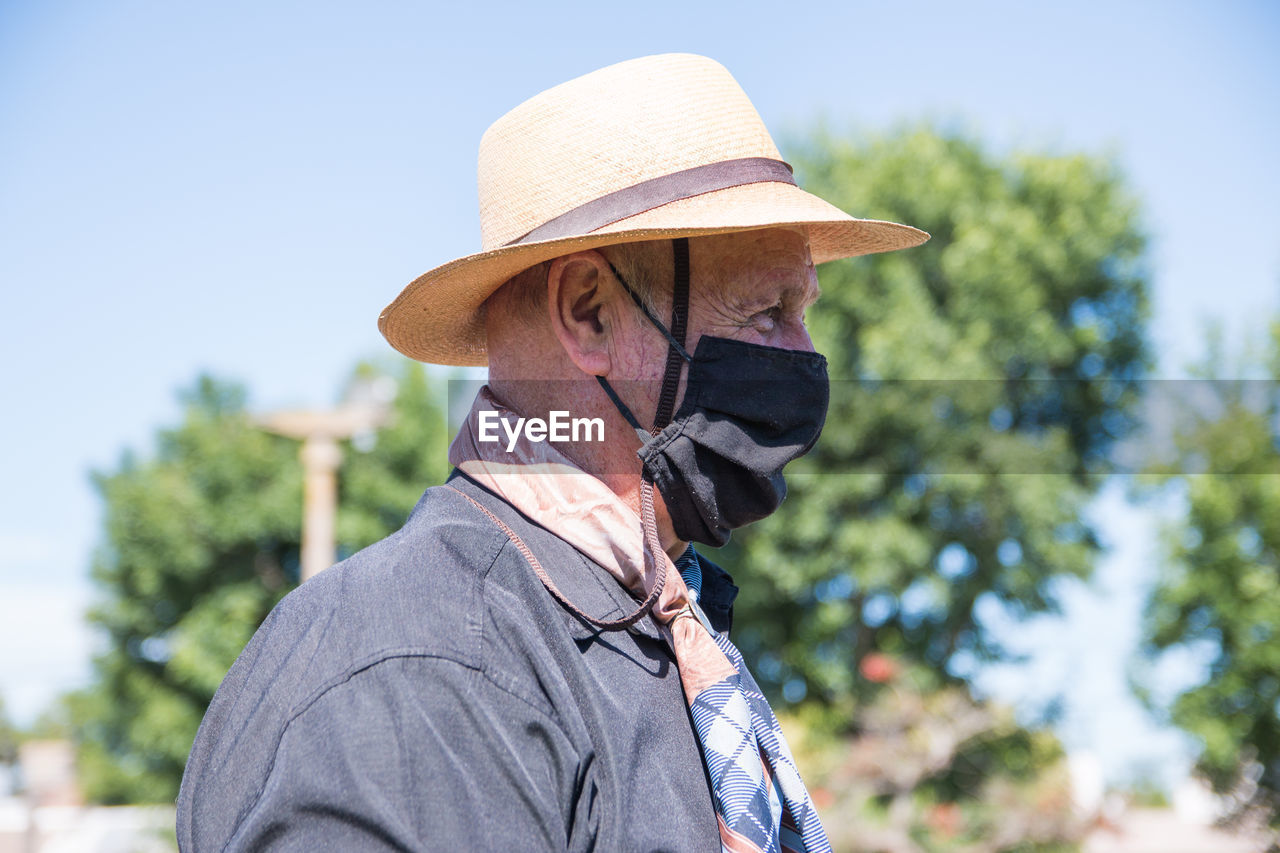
[605,260,694,363]
[595,375,655,445]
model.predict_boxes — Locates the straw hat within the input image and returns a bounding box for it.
[379,53,928,366]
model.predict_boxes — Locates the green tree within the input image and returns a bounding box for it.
[1139,320,1280,831]
[73,363,449,803]
[714,125,1151,718]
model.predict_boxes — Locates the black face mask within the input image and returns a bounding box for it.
[596,239,830,546]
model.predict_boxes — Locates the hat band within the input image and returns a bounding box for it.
[505,157,796,247]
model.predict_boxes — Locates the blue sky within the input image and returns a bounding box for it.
[1,0,1276,787]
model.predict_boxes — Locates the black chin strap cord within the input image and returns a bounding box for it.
[653,238,691,432]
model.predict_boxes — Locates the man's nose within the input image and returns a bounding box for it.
[778,320,816,354]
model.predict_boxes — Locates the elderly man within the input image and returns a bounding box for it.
[177,54,926,852]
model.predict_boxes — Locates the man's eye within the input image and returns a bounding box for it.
[743,304,784,332]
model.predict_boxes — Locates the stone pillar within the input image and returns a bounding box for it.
[299,435,343,582]
[259,400,389,584]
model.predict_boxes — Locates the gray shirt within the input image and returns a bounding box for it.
[177,474,737,851]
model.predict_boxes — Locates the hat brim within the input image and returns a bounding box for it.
[379,181,928,366]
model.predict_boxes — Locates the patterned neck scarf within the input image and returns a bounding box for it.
[450,387,831,853]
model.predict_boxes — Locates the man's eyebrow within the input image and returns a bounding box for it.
[799,282,822,308]
[738,273,820,311]
[786,279,821,310]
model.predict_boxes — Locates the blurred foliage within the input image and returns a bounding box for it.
[1138,319,1280,832]
[790,659,1083,852]
[712,125,1150,719]
[0,694,17,766]
[71,362,449,803]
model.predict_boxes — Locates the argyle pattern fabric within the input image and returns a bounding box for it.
[679,549,831,853]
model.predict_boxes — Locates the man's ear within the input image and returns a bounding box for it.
[546,250,615,376]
